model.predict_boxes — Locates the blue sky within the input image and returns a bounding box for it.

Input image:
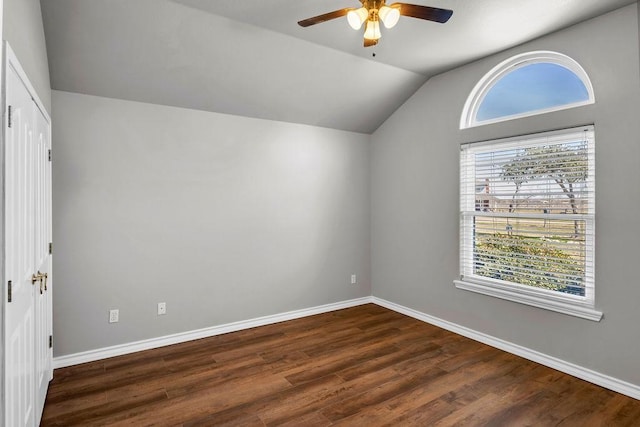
[477,63,589,122]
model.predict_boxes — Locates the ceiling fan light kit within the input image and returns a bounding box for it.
[298,1,453,47]
[364,19,382,41]
[347,7,368,30]
[378,5,401,28]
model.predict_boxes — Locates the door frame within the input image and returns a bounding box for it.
[0,0,5,418]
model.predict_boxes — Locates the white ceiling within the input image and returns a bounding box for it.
[41,0,636,133]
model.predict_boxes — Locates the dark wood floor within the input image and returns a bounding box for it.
[42,304,640,426]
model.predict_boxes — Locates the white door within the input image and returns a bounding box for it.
[33,102,53,424]
[5,52,37,427]
[4,44,52,427]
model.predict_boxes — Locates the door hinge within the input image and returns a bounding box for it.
[49,242,53,254]
[48,149,52,162]
[7,281,12,303]
[49,335,53,349]
[7,105,11,128]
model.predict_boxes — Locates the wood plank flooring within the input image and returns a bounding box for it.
[42,304,640,426]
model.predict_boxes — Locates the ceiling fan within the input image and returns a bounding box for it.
[298,0,453,47]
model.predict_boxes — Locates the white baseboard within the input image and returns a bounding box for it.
[53,297,373,369]
[372,296,640,401]
[53,295,640,401]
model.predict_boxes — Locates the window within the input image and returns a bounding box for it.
[461,51,595,128]
[455,127,601,321]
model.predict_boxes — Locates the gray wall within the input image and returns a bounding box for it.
[3,0,50,113]
[52,91,371,356]
[371,4,640,386]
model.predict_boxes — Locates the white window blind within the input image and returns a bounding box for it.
[456,126,601,321]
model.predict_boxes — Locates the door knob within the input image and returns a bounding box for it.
[32,271,47,294]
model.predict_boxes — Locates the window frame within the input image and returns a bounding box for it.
[454,126,602,321]
[460,51,595,129]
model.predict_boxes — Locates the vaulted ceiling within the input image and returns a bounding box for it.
[41,0,636,133]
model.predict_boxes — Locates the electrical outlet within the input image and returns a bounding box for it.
[351,274,357,285]
[109,309,119,323]
[157,302,166,315]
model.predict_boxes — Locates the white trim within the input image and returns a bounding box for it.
[460,51,595,129]
[53,297,373,369]
[372,297,639,400]
[454,280,603,321]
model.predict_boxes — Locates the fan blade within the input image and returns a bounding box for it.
[364,38,379,47]
[390,3,453,23]
[298,8,352,27]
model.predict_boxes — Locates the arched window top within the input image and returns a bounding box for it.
[461,51,595,129]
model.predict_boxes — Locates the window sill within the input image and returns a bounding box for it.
[453,279,603,322]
